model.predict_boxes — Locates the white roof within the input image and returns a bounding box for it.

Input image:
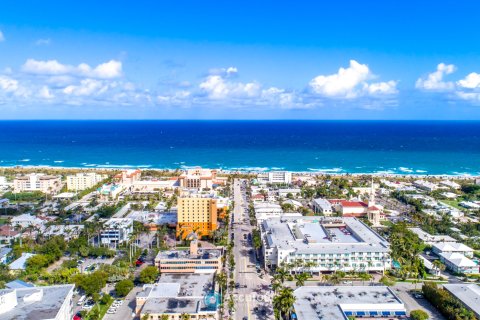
[9,253,36,270]
[440,252,477,267]
[443,284,480,317]
[433,242,474,253]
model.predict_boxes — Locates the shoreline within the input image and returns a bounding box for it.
[1,164,479,179]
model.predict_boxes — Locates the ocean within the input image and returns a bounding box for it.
[0,120,479,175]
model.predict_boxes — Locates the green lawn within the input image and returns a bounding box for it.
[85,299,113,320]
[440,200,463,210]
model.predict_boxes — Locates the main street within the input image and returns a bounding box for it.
[232,179,273,320]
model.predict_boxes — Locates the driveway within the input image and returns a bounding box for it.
[392,282,445,320]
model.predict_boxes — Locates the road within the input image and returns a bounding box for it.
[232,179,273,320]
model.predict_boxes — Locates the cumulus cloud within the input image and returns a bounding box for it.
[309,60,397,98]
[22,59,122,79]
[38,86,54,99]
[457,72,480,89]
[415,63,456,91]
[0,30,4,42]
[199,74,261,100]
[0,76,19,93]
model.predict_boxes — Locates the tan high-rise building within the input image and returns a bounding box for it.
[176,197,217,239]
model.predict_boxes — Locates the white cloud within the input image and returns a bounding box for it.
[63,79,114,96]
[366,80,398,95]
[309,60,397,99]
[35,38,51,46]
[199,74,261,100]
[0,30,4,42]
[0,76,19,93]
[38,86,54,99]
[456,91,480,102]
[457,72,480,89]
[22,59,122,79]
[415,63,456,91]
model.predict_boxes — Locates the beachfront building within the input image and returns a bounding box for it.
[443,284,480,319]
[13,173,62,194]
[439,252,479,274]
[155,239,223,273]
[135,273,218,319]
[100,218,133,245]
[440,180,461,190]
[413,180,438,192]
[178,167,217,189]
[0,284,74,320]
[293,286,407,320]
[312,198,333,215]
[258,171,292,184]
[115,169,142,185]
[432,242,474,258]
[66,172,107,191]
[261,216,391,274]
[130,178,178,193]
[176,197,218,239]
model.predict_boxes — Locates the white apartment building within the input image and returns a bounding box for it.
[13,173,62,194]
[261,216,391,274]
[0,284,74,320]
[258,171,292,184]
[432,242,474,258]
[413,180,438,192]
[439,252,479,274]
[66,172,107,191]
[100,218,133,245]
[440,180,461,190]
[254,202,284,222]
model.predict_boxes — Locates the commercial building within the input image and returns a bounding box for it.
[178,168,217,189]
[176,197,218,239]
[66,172,107,191]
[432,242,474,258]
[443,284,480,319]
[439,252,479,274]
[312,198,333,215]
[13,173,62,194]
[0,284,74,320]
[293,286,407,320]
[115,169,142,184]
[261,216,391,273]
[258,171,292,184]
[136,273,218,320]
[155,239,223,273]
[100,218,133,245]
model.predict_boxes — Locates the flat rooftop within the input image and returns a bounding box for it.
[263,216,389,254]
[0,284,74,320]
[156,248,222,261]
[443,284,480,317]
[294,286,405,320]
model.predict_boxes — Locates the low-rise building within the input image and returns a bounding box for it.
[66,172,107,191]
[293,286,407,320]
[10,214,45,229]
[258,171,292,184]
[0,284,74,320]
[136,273,218,320]
[155,239,223,273]
[44,225,84,240]
[0,225,21,243]
[0,247,12,264]
[312,198,333,215]
[13,173,63,194]
[413,180,438,192]
[409,227,457,245]
[278,188,301,198]
[440,180,461,190]
[100,218,133,245]
[443,284,480,319]
[254,202,284,222]
[335,200,368,217]
[9,253,36,271]
[97,183,123,200]
[261,216,391,274]
[439,252,479,274]
[432,242,474,258]
[115,169,142,185]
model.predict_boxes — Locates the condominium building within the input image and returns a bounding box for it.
[66,172,107,191]
[176,197,218,239]
[13,173,62,194]
[178,168,217,189]
[261,216,391,274]
[432,242,474,258]
[115,169,142,185]
[258,171,292,184]
[0,284,74,320]
[155,239,223,273]
[100,218,133,245]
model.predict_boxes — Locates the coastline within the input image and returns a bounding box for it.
[1,164,478,179]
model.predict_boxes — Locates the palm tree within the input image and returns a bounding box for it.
[294,272,311,287]
[273,286,296,320]
[180,313,191,320]
[273,267,290,284]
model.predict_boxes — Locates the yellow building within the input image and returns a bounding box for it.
[176,197,217,239]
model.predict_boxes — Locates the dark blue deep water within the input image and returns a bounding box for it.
[0,121,479,175]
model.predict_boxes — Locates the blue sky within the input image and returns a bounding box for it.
[1,0,480,119]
